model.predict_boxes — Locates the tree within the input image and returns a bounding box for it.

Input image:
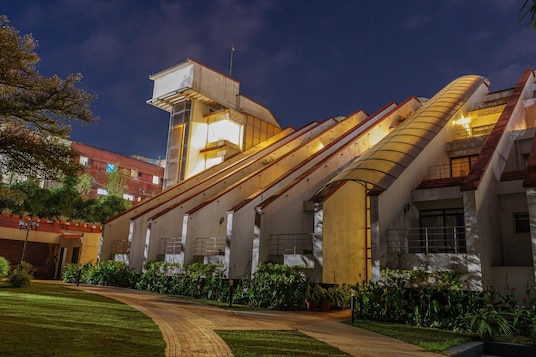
[519,0,536,31]
[0,15,97,180]
[105,164,130,198]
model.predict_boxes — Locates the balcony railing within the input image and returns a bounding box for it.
[387,226,466,254]
[268,233,314,255]
[427,161,471,180]
[110,240,129,254]
[194,236,226,256]
[158,237,182,255]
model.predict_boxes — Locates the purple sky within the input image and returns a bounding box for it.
[3,0,536,159]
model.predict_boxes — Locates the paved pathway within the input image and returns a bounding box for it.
[69,284,443,357]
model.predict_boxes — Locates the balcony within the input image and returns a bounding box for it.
[268,233,314,255]
[194,237,226,256]
[158,237,181,255]
[387,226,466,254]
[110,240,129,254]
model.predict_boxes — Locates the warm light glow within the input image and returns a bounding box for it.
[207,119,242,146]
[457,117,471,126]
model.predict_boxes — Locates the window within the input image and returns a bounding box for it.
[97,188,108,196]
[123,193,134,201]
[450,156,478,177]
[131,169,138,178]
[105,163,115,173]
[152,175,160,185]
[79,156,89,166]
[412,208,466,253]
[514,212,530,233]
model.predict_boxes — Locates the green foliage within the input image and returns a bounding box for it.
[237,263,308,310]
[519,0,536,31]
[0,178,132,223]
[135,261,181,294]
[0,256,10,277]
[0,15,96,180]
[466,307,513,341]
[8,261,34,287]
[105,164,130,198]
[62,261,93,283]
[63,260,135,288]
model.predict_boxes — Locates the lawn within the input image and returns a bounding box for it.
[0,282,165,357]
[216,329,351,357]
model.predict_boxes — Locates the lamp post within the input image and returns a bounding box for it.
[19,218,39,262]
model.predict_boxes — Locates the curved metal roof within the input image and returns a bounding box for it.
[322,75,486,192]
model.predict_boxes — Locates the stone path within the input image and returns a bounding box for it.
[70,284,444,357]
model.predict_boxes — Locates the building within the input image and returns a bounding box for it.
[0,214,101,279]
[72,142,165,204]
[100,59,536,299]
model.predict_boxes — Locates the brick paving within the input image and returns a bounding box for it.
[69,284,443,357]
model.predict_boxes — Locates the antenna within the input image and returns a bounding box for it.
[229,45,235,77]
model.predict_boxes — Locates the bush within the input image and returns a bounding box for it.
[0,256,10,277]
[136,261,180,294]
[8,261,34,287]
[62,262,93,284]
[84,260,135,287]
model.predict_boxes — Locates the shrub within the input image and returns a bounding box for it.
[62,262,93,284]
[84,260,135,287]
[0,256,10,277]
[136,261,180,294]
[8,261,34,287]
[466,306,513,341]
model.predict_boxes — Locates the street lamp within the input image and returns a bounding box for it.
[19,218,39,262]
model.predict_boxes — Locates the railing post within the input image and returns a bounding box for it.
[453,227,458,253]
[425,227,429,254]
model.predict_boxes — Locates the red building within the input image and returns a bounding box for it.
[71,142,164,204]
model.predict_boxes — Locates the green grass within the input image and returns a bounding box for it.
[216,329,351,356]
[349,320,475,352]
[0,282,165,357]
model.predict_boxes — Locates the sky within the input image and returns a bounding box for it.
[3,0,536,159]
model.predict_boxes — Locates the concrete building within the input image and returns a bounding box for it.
[0,214,101,279]
[100,59,536,298]
[71,142,164,204]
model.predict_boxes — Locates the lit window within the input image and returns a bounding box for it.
[106,164,115,173]
[123,194,134,201]
[514,212,530,233]
[131,169,138,178]
[97,188,108,196]
[152,175,160,185]
[79,156,89,166]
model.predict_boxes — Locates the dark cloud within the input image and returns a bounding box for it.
[3,0,536,158]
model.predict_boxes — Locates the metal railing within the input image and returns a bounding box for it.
[427,161,471,180]
[194,237,226,256]
[110,240,129,254]
[158,237,182,255]
[387,226,466,254]
[268,233,314,255]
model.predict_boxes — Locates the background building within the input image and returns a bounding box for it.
[71,142,164,204]
[100,59,536,300]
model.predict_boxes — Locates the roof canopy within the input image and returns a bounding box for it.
[318,75,486,195]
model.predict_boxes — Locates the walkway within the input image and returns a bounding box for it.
[70,284,443,357]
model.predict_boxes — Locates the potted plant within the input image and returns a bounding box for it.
[305,283,322,310]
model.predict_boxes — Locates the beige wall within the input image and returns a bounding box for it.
[323,181,370,284]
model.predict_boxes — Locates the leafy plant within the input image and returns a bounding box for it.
[465,306,513,341]
[8,261,34,287]
[0,256,10,277]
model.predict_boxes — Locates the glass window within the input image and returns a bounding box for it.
[450,156,478,177]
[514,212,530,233]
[152,175,160,185]
[97,188,108,196]
[79,156,89,166]
[413,208,466,253]
[105,164,115,173]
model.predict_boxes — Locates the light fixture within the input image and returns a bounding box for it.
[457,117,471,136]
